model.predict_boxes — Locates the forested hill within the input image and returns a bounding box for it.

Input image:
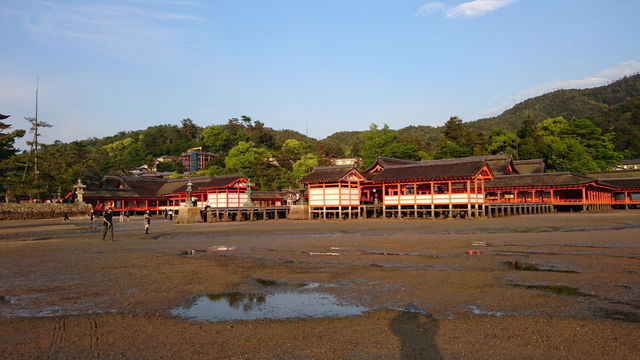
[3,74,639,198]
[321,74,640,152]
[467,74,640,134]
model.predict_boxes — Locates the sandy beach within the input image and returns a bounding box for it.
[1,211,639,359]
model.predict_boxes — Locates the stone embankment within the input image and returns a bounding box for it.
[0,202,92,221]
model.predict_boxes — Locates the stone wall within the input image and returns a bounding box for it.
[0,202,93,221]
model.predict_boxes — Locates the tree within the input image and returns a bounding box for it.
[257,164,295,191]
[358,124,398,168]
[517,114,544,159]
[225,141,272,179]
[277,139,309,171]
[292,154,319,181]
[434,140,472,159]
[246,118,276,149]
[569,118,622,170]
[434,116,484,159]
[443,116,465,142]
[202,124,249,154]
[121,140,149,168]
[484,130,517,155]
[385,142,419,160]
[0,118,25,161]
[398,132,430,154]
[154,159,186,174]
[0,116,27,198]
[535,116,622,173]
[181,118,198,142]
[24,116,53,184]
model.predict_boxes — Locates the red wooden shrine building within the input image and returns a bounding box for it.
[300,154,640,217]
[83,154,640,217]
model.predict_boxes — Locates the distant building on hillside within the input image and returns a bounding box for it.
[331,157,361,167]
[152,155,181,172]
[181,147,217,172]
[618,159,640,170]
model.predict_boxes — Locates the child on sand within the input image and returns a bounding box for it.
[144,210,151,235]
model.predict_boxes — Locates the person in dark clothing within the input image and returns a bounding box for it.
[63,212,70,221]
[144,209,151,234]
[102,208,115,241]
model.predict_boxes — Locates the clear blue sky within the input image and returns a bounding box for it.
[1,0,639,150]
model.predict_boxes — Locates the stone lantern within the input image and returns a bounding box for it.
[243,180,255,207]
[175,178,203,224]
[74,179,86,203]
[185,178,194,207]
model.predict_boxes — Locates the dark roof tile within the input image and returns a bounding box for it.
[370,160,488,182]
[299,166,363,183]
[594,178,640,189]
[588,169,640,179]
[485,173,598,188]
[513,159,546,174]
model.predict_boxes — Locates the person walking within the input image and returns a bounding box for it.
[90,209,95,230]
[103,208,115,241]
[144,209,151,235]
[168,209,173,221]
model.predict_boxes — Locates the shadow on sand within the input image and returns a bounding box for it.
[389,307,442,359]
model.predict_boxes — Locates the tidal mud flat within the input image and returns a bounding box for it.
[1,211,639,359]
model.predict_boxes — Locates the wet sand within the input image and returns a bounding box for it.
[1,211,639,359]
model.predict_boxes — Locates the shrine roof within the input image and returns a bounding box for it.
[587,169,640,179]
[513,159,546,174]
[83,188,139,198]
[252,191,285,200]
[124,176,173,197]
[299,166,363,183]
[364,154,515,177]
[369,159,489,183]
[593,177,640,189]
[484,172,600,188]
[167,175,245,193]
[362,157,418,173]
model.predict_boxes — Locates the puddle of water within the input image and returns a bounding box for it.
[596,307,640,323]
[466,305,505,317]
[171,291,367,321]
[508,284,596,297]
[503,261,579,273]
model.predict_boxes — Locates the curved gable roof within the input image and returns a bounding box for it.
[299,166,366,184]
[362,156,418,174]
[513,159,546,174]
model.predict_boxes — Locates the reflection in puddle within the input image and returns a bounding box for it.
[466,305,505,317]
[171,291,367,321]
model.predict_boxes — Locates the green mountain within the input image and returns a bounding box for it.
[467,73,640,134]
[588,95,640,158]
[319,74,640,158]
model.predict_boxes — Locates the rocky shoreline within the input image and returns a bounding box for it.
[0,203,92,221]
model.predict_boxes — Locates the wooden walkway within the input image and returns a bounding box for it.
[206,206,290,222]
[310,202,556,220]
[202,202,617,222]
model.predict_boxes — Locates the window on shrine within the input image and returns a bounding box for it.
[405,185,415,195]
